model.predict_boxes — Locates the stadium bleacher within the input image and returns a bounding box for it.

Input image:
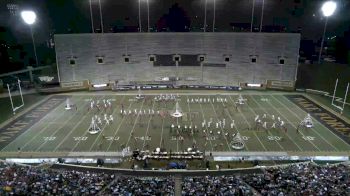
[1,161,349,195]
[55,33,300,86]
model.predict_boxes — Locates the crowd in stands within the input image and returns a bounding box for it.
[243,162,350,195]
[0,162,114,195]
[1,161,350,195]
[102,176,174,195]
[182,175,253,195]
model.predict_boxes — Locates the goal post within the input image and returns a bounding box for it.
[331,78,349,114]
[7,79,24,115]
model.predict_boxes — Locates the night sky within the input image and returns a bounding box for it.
[0,0,350,72]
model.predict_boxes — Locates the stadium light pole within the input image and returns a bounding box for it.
[212,0,216,32]
[89,0,95,33]
[147,0,150,32]
[21,10,38,67]
[204,0,207,32]
[138,0,142,32]
[98,0,104,33]
[318,1,336,64]
[259,0,264,32]
[250,0,255,32]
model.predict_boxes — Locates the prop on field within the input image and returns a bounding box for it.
[300,114,314,128]
[65,98,73,110]
[88,117,102,134]
[170,101,183,118]
[235,94,247,105]
[230,132,245,150]
[135,87,145,100]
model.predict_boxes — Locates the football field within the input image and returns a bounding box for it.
[1,92,350,157]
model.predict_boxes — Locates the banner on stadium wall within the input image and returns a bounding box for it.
[239,82,267,90]
[60,80,89,89]
[266,80,295,91]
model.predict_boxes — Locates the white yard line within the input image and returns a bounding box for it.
[125,99,146,149]
[244,96,285,151]
[106,99,135,151]
[141,99,156,151]
[68,95,108,152]
[47,95,104,151]
[25,97,85,151]
[207,96,232,151]
[160,118,165,149]
[194,97,214,152]
[1,97,68,151]
[252,95,304,151]
[276,95,341,151]
[303,95,350,148]
[227,95,267,151]
[185,95,196,148]
[88,96,126,151]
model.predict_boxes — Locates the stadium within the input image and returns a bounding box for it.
[0,0,350,195]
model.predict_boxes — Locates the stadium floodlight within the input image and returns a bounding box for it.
[318,1,336,64]
[21,10,38,67]
[21,10,36,24]
[321,1,336,17]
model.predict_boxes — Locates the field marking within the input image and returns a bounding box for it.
[227,95,267,151]
[243,96,285,151]
[251,95,304,151]
[273,95,337,151]
[185,95,197,148]
[216,96,245,146]
[193,96,214,152]
[16,97,84,151]
[229,95,268,151]
[204,96,232,151]
[67,95,108,152]
[125,99,146,149]
[141,99,156,151]
[302,96,350,148]
[39,96,101,152]
[88,96,125,152]
[105,98,135,151]
[160,118,165,149]
[276,95,342,151]
[1,97,68,152]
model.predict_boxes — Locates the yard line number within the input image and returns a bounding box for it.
[302,136,315,141]
[260,98,269,102]
[43,137,56,141]
[106,136,120,141]
[268,136,282,141]
[73,136,88,141]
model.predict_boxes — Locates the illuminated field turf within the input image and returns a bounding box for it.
[1,92,350,157]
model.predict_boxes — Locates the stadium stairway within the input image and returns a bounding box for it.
[174,175,182,196]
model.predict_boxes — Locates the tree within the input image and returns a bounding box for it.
[156,3,190,32]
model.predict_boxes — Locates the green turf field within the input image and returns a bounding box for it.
[1,92,350,157]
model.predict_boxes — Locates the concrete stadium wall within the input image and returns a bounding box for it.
[54,32,300,85]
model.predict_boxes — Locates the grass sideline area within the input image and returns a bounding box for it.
[0,94,46,125]
[0,91,349,158]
